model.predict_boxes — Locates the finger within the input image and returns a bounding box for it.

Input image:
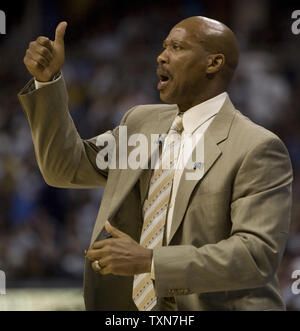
[92,238,115,250]
[30,43,54,62]
[96,257,112,276]
[105,221,128,239]
[36,37,53,53]
[24,54,45,71]
[54,21,67,45]
[86,247,111,261]
[29,44,53,64]
[98,264,111,275]
[26,48,50,68]
[99,267,110,275]
[91,259,111,275]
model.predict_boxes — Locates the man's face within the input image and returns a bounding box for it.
[157,25,208,109]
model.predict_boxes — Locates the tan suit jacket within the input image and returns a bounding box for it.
[18,77,293,311]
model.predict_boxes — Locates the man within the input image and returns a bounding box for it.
[18,16,293,311]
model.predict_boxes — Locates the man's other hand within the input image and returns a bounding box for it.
[23,21,67,82]
[86,221,153,276]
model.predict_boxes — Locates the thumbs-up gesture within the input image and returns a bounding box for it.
[24,22,67,82]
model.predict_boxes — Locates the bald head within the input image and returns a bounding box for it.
[175,16,239,80]
[157,16,239,111]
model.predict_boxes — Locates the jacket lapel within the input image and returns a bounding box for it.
[91,105,178,243]
[167,96,237,245]
[107,106,178,219]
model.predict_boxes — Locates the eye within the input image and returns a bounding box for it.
[172,44,182,51]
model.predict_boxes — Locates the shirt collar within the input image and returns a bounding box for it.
[181,92,228,134]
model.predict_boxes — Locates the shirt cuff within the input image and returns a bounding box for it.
[34,73,62,89]
[151,257,155,280]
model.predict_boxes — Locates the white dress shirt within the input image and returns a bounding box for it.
[165,93,227,243]
[150,92,227,278]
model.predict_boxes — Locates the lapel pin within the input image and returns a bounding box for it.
[193,162,203,170]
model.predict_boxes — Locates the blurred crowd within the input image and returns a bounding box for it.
[0,0,299,309]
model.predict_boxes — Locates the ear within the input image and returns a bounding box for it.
[206,54,225,74]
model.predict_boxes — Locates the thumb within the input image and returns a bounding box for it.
[54,21,67,45]
[105,221,127,238]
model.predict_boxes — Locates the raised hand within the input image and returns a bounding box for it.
[23,22,67,82]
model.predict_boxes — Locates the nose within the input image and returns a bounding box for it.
[157,49,169,64]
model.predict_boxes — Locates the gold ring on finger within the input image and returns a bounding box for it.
[94,260,102,271]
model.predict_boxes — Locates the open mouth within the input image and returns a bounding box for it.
[157,74,171,90]
[160,75,169,82]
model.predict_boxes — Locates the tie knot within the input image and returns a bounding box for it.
[170,115,183,133]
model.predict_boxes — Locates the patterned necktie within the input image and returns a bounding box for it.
[132,114,183,311]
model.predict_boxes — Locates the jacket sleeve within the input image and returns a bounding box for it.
[153,136,293,297]
[18,77,135,189]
